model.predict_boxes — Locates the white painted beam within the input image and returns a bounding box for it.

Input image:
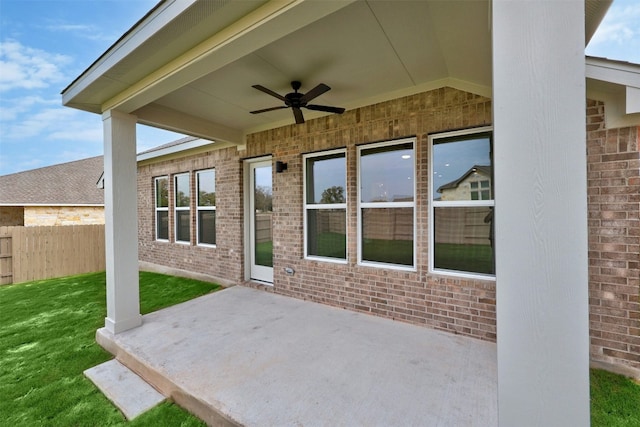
[135,103,244,145]
[103,0,357,114]
[626,86,640,114]
[102,110,142,334]
[492,1,590,425]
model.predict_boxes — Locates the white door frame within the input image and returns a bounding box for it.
[244,156,274,284]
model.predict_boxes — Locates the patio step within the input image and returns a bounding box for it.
[84,359,166,420]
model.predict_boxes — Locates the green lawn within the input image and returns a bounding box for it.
[362,238,413,266]
[591,368,640,426]
[255,240,273,267]
[308,232,346,259]
[0,271,220,426]
[434,243,494,274]
[1,272,639,426]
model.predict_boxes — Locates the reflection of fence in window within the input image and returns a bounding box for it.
[434,207,492,246]
[362,208,413,241]
[315,210,346,234]
[255,213,272,243]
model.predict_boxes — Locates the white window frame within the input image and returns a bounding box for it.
[428,126,495,280]
[196,169,216,247]
[154,176,169,241]
[174,172,191,244]
[357,138,416,271]
[303,149,348,263]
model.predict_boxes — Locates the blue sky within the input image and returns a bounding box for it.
[0,0,639,176]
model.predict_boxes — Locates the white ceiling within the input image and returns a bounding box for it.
[62,0,612,143]
[149,0,491,135]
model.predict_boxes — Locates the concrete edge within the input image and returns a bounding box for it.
[590,359,640,381]
[139,261,236,288]
[83,359,166,420]
[96,328,241,427]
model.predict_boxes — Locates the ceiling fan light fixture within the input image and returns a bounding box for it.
[250,81,345,124]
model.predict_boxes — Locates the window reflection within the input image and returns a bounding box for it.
[433,206,494,275]
[361,143,413,203]
[306,154,346,204]
[432,136,491,201]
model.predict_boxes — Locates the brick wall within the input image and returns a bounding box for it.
[138,87,496,341]
[242,87,497,340]
[137,89,640,370]
[587,99,640,372]
[138,146,244,285]
[23,206,104,226]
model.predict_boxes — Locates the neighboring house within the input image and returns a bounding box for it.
[0,157,104,226]
[62,1,639,423]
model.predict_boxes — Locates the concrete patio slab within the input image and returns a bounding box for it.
[84,359,165,420]
[96,286,497,426]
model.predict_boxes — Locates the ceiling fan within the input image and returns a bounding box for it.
[250,81,345,124]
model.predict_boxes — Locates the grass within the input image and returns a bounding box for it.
[308,232,346,259]
[0,271,220,426]
[591,368,640,426]
[434,243,494,274]
[255,240,273,267]
[362,238,413,266]
[2,272,639,426]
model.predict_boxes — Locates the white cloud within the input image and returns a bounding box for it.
[587,0,640,63]
[0,39,72,92]
[0,98,102,145]
[45,21,119,43]
[0,95,58,121]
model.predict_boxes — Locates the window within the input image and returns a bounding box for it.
[430,127,494,277]
[174,173,191,243]
[304,150,347,261]
[196,169,216,246]
[154,176,169,241]
[358,139,415,268]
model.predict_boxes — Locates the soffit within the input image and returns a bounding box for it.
[63,0,610,143]
[144,0,492,136]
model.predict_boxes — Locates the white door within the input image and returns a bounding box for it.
[248,160,273,283]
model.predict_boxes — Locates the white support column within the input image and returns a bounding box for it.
[102,109,142,334]
[492,1,590,425]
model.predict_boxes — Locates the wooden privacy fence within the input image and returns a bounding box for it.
[0,225,105,285]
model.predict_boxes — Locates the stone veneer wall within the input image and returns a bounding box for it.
[23,206,104,226]
[586,99,640,372]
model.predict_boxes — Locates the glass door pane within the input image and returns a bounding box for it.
[254,164,273,267]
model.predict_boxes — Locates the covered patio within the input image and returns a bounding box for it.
[96,285,497,426]
[61,1,618,424]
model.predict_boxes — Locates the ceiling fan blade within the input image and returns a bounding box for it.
[306,104,345,114]
[252,85,286,101]
[250,106,288,114]
[292,107,305,124]
[299,83,330,103]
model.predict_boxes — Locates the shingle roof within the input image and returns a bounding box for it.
[0,156,104,205]
[137,136,198,156]
[437,165,492,193]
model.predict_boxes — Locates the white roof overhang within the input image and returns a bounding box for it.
[586,56,640,128]
[62,0,617,145]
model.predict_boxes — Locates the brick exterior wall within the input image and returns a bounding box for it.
[137,89,640,372]
[138,87,497,341]
[587,99,640,372]
[138,146,244,285]
[23,206,104,226]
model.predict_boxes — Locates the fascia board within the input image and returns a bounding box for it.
[62,0,197,104]
[136,138,216,162]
